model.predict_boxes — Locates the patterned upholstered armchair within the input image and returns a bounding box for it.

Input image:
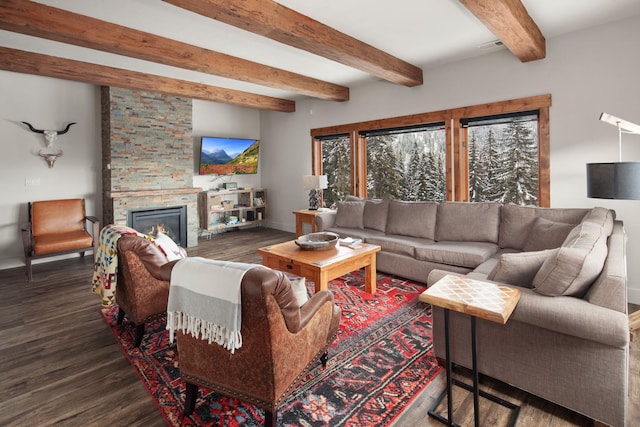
[115,234,177,347]
[176,267,341,426]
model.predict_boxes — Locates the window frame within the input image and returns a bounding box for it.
[311,94,551,207]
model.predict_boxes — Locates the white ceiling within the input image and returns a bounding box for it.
[2,0,640,101]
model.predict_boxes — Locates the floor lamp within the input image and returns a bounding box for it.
[303,175,328,210]
[586,113,640,200]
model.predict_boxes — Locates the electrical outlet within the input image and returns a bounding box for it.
[25,178,41,186]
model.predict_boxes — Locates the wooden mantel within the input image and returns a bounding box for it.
[108,188,203,198]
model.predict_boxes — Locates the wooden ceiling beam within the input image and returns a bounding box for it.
[0,0,347,101]
[459,0,546,62]
[0,47,295,112]
[163,0,424,87]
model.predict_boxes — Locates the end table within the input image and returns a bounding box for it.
[292,209,333,237]
[419,274,521,427]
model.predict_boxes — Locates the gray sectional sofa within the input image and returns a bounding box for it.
[315,198,628,426]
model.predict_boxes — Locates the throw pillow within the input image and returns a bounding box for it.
[581,207,615,236]
[289,277,309,307]
[154,232,185,262]
[532,222,608,297]
[523,217,575,252]
[363,199,389,232]
[487,249,557,288]
[334,200,365,229]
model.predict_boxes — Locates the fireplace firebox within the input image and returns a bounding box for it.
[128,205,187,247]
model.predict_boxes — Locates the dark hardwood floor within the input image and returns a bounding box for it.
[0,227,637,426]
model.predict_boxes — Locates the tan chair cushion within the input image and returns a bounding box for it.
[31,198,86,236]
[33,230,93,254]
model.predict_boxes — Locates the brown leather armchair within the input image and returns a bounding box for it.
[177,267,341,426]
[22,198,99,281]
[116,234,176,347]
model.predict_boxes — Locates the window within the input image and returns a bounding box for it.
[311,95,551,207]
[464,111,539,205]
[318,135,351,208]
[362,124,446,201]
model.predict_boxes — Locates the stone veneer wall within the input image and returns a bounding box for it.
[101,87,199,247]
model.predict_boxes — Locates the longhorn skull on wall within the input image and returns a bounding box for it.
[38,149,63,168]
[22,121,76,147]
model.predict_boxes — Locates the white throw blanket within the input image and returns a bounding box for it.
[167,257,261,353]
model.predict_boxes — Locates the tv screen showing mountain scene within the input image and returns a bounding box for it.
[199,137,260,175]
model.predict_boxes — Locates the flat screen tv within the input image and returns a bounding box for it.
[199,136,260,175]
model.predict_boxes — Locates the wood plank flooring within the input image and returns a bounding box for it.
[0,227,637,426]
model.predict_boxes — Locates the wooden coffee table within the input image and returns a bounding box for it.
[258,240,381,293]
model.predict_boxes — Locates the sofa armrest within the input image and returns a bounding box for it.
[427,269,628,348]
[511,288,628,348]
[315,211,336,231]
[426,269,467,286]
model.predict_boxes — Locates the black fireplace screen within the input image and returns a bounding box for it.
[128,205,187,247]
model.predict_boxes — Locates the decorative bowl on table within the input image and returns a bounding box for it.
[295,232,339,251]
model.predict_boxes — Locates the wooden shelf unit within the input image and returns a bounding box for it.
[199,188,267,232]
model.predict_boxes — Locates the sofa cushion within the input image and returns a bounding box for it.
[532,222,608,297]
[363,199,389,232]
[366,234,433,257]
[523,217,575,252]
[488,249,557,288]
[581,206,615,236]
[499,204,589,250]
[334,200,365,229]
[386,200,438,239]
[415,241,499,268]
[436,202,500,243]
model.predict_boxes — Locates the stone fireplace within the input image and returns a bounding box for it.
[101,86,201,247]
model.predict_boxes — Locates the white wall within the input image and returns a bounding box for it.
[260,15,640,303]
[0,73,101,270]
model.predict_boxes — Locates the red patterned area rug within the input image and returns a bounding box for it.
[101,271,441,426]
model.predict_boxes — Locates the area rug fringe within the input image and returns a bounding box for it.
[167,311,242,352]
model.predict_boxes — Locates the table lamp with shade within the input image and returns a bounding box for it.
[587,113,640,200]
[303,175,328,210]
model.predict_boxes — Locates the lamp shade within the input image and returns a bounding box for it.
[586,162,640,199]
[303,175,328,190]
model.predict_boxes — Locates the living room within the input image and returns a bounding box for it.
[1,2,639,304]
[1,1,639,425]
